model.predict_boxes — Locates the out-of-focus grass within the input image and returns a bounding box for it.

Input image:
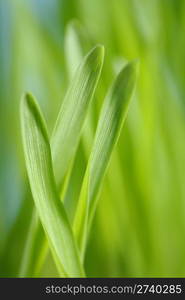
[1,0,185,277]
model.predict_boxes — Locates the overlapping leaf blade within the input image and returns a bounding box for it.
[20,45,104,276]
[73,61,139,255]
[21,93,84,277]
[51,45,104,184]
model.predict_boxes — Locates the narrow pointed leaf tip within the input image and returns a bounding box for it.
[51,45,104,183]
[21,93,84,277]
[89,60,139,208]
[73,60,139,252]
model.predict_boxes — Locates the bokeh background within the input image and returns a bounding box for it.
[1,0,185,277]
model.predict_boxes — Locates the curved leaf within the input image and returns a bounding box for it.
[20,45,104,276]
[73,60,139,254]
[51,45,104,184]
[21,93,84,277]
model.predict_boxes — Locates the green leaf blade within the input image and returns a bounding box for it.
[21,93,84,277]
[51,45,104,184]
[74,60,139,253]
[89,60,139,210]
[20,45,104,277]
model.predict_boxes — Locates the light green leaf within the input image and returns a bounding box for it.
[62,21,94,222]
[20,45,104,276]
[51,45,104,185]
[21,93,84,277]
[74,60,139,254]
[89,60,139,217]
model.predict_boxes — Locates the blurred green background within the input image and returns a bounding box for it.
[1,0,185,277]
